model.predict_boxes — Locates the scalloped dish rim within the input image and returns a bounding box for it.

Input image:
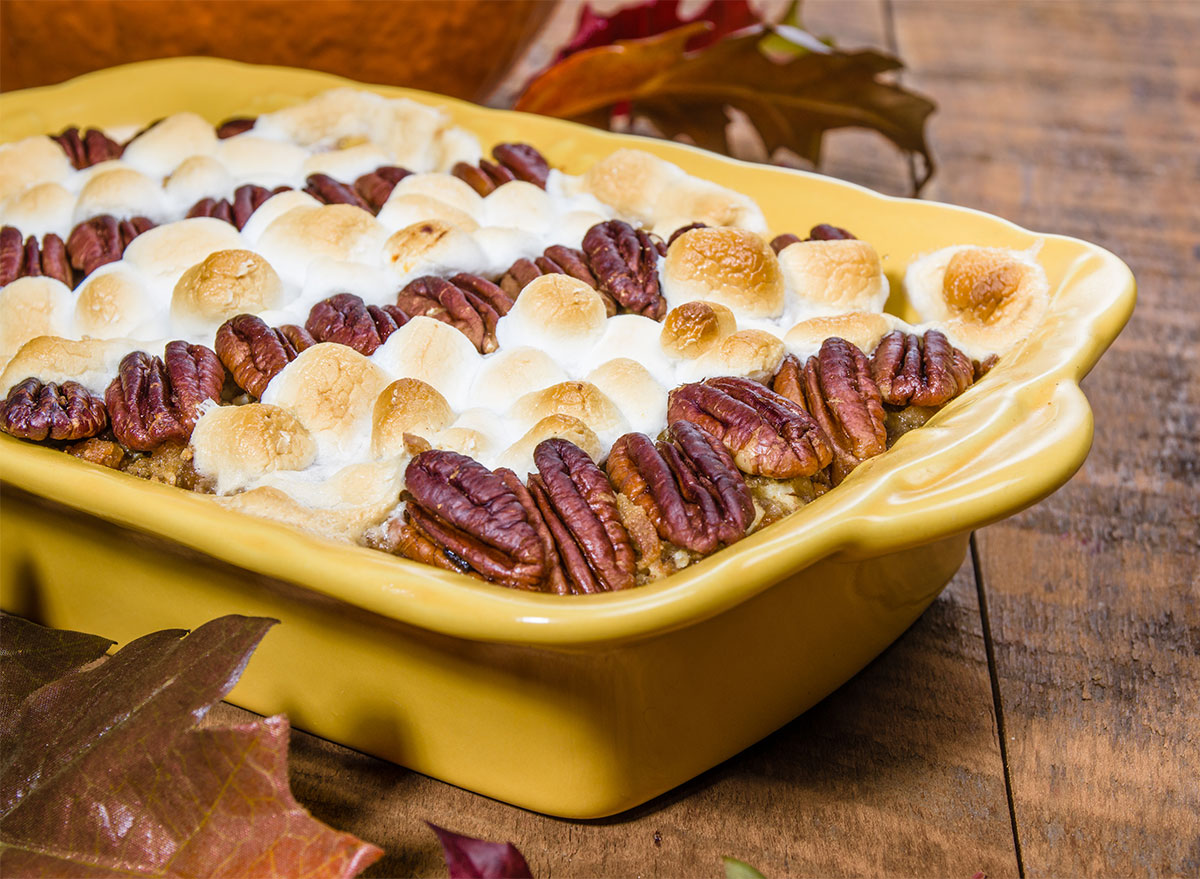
[0,58,1136,647]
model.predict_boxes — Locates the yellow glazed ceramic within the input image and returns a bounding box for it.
[0,59,1135,818]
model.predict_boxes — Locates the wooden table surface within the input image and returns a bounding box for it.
[202,1,1194,875]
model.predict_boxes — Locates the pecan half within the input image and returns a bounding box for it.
[216,117,256,139]
[491,143,551,188]
[372,515,473,574]
[452,160,510,197]
[870,329,974,407]
[498,244,613,309]
[51,127,124,169]
[187,184,287,231]
[403,450,553,590]
[607,430,727,556]
[769,233,802,254]
[395,274,513,353]
[305,293,409,355]
[661,420,754,546]
[807,223,856,241]
[581,220,666,319]
[667,377,832,479]
[304,173,370,211]
[452,143,551,196]
[801,337,888,484]
[0,227,72,287]
[770,353,805,407]
[66,215,155,278]
[106,342,223,452]
[770,224,856,254]
[215,314,314,399]
[353,166,410,214]
[528,438,636,594]
[0,226,22,285]
[0,377,107,442]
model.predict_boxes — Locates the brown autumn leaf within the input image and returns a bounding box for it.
[0,613,382,878]
[516,18,936,192]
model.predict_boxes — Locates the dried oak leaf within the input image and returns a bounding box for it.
[0,613,382,878]
[428,823,533,879]
[517,11,936,191]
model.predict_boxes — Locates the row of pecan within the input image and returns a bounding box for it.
[0,339,223,452]
[5,137,554,289]
[373,423,752,594]
[48,117,258,172]
[212,273,514,400]
[368,328,980,591]
[0,216,156,288]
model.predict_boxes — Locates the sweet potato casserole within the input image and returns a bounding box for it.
[0,89,1051,593]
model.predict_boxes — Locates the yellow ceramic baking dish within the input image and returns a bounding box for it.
[0,59,1135,818]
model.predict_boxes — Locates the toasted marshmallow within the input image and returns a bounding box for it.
[0,335,134,396]
[495,414,605,476]
[579,313,675,381]
[372,316,483,410]
[468,346,567,414]
[659,300,738,361]
[256,204,386,286]
[302,143,392,182]
[2,182,75,238]
[494,274,608,372]
[257,459,404,516]
[663,227,785,319]
[0,136,72,202]
[261,343,390,457]
[190,403,317,495]
[784,312,909,360]
[215,135,307,186]
[433,126,483,170]
[121,218,246,295]
[121,113,217,178]
[75,266,157,339]
[382,219,487,281]
[215,478,397,544]
[651,178,768,238]
[256,89,468,172]
[390,173,483,217]
[164,155,235,213]
[371,377,456,459]
[482,181,555,236]
[472,226,544,277]
[580,149,685,223]
[679,329,786,384]
[906,245,1050,357]
[509,380,628,452]
[171,249,284,333]
[556,209,609,247]
[778,238,889,318]
[0,278,73,371]
[294,258,394,314]
[585,358,668,437]
[432,407,507,463]
[73,166,168,225]
[376,193,480,234]
[237,189,322,243]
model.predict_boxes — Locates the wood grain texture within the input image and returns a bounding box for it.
[892,1,1200,875]
[210,560,1016,878]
